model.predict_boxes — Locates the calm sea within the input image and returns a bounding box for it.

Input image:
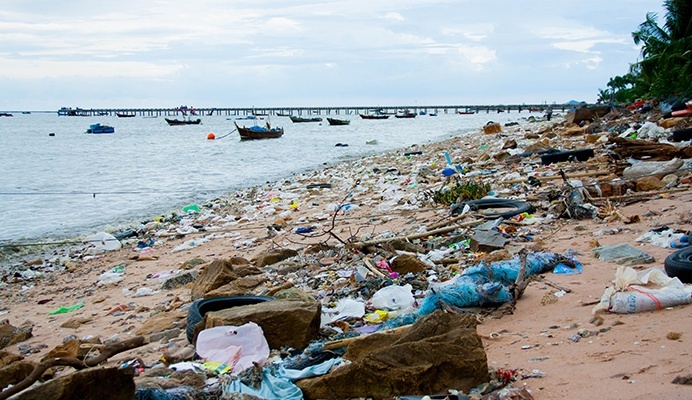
[0,111,521,244]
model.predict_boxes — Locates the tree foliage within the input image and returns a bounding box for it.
[600,0,692,103]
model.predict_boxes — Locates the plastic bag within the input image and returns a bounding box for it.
[593,266,692,314]
[371,284,415,311]
[86,232,121,251]
[195,322,269,374]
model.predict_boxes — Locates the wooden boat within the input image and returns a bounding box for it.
[116,112,136,118]
[290,116,322,123]
[458,109,475,115]
[85,123,115,134]
[0,113,13,117]
[327,117,350,126]
[395,110,416,118]
[165,118,202,126]
[234,121,284,140]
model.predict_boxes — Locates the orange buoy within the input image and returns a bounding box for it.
[207,132,216,140]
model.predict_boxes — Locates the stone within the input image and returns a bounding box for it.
[191,259,264,300]
[390,254,428,275]
[161,270,199,290]
[12,366,134,400]
[60,317,93,329]
[0,360,35,390]
[296,311,488,399]
[134,309,186,336]
[563,125,585,136]
[483,123,502,134]
[502,139,518,149]
[591,244,655,265]
[470,230,509,252]
[273,287,316,302]
[203,275,269,298]
[254,248,299,267]
[635,176,665,191]
[659,117,685,129]
[0,321,33,350]
[41,339,81,361]
[203,299,321,350]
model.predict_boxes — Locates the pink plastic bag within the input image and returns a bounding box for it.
[195,322,269,374]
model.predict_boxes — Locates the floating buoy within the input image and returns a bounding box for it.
[48,132,55,137]
[207,132,216,140]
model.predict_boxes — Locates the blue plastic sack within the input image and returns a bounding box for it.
[223,369,303,400]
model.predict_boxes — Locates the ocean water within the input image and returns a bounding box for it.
[0,111,522,244]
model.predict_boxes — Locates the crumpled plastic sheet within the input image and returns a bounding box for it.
[134,386,196,400]
[222,369,303,400]
[277,357,343,381]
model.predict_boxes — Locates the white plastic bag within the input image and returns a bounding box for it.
[86,232,121,251]
[370,284,415,311]
[593,266,692,314]
[195,322,269,374]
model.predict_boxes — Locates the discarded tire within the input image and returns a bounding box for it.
[452,198,536,219]
[671,128,692,142]
[540,148,594,165]
[664,247,692,284]
[186,295,274,344]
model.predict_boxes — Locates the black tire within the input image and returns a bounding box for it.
[540,148,594,165]
[186,296,274,344]
[672,128,692,142]
[664,247,692,283]
[452,198,536,219]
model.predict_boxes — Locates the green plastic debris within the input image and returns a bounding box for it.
[49,302,85,315]
[182,204,200,213]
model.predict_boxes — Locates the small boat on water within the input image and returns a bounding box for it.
[85,123,115,134]
[359,111,389,120]
[290,116,323,123]
[327,117,350,126]
[116,112,136,118]
[0,113,13,117]
[458,109,475,115]
[234,121,284,140]
[165,118,202,126]
[395,109,416,118]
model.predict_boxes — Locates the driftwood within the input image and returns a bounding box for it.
[352,218,483,247]
[500,170,611,185]
[610,137,692,161]
[0,336,150,400]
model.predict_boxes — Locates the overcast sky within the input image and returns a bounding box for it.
[0,1,664,110]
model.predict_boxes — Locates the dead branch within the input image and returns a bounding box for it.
[0,336,150,400]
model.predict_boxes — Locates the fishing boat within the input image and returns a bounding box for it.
[0,112,13,117]
[395,109,416,118]
[116,112,136,118]
[165,118,202,126]
[289,115,323,123]
[85,123,115,134]
[359,110,389,120]
[458,109,475,115]
[327,117,350,126]
[234,121,284,140]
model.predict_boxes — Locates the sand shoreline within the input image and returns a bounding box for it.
[1,110,691,399]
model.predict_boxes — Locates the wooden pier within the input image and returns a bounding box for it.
[55,104,574,117]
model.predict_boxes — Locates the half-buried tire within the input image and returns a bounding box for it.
[664,247,692,284]
[452,198,536,219]
[186,295,274,344]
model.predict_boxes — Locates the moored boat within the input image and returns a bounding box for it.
[326,117,350,126]
[85,123,115,134]
[359,112,389,120]
[116,112,136,118]
[165,118,202,126]
[395,109,416,118]
[235,121,284,140]
[290,115,323,123]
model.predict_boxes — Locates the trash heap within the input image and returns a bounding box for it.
[1,101,691,400]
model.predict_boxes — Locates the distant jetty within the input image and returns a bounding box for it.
[54,104,572,117]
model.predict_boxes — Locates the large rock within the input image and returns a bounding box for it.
[0,350,35,390]
[204,275,269,298]
[12,366,134,400]
[254,248,299,267]
[0,321,33,350]
[297,311,488,399]
[203,299,320,350]
[134,309,186,336]
[191,259,264,300]
[390,254,428,275]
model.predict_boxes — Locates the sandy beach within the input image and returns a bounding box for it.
[1,108,691,400]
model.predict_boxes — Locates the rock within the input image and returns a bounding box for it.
[181,258,207,270]
[635,176,665,191]
[203,275,269,298]
[662,174,679,187]
[470,230,509,252]
[161,270,199,290]
[162,344,196,364]
[0,322,33,350]
[591,244,655,265]
[659,117,685,129]
[0,359,35,390]
[483,123,502,134]
[150,327,182,342]
[254,248,299,267]
[60,317,93,329]
[134,309,186,336]
[12,366,134,400]
[563,125,585,136]
[390,254,428,275]
[502,139,518,149]
[191,259,264,300]
[203,299,321,350]
[297,311,488,399]
[273,287,316,302]
[41,339,81,361]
